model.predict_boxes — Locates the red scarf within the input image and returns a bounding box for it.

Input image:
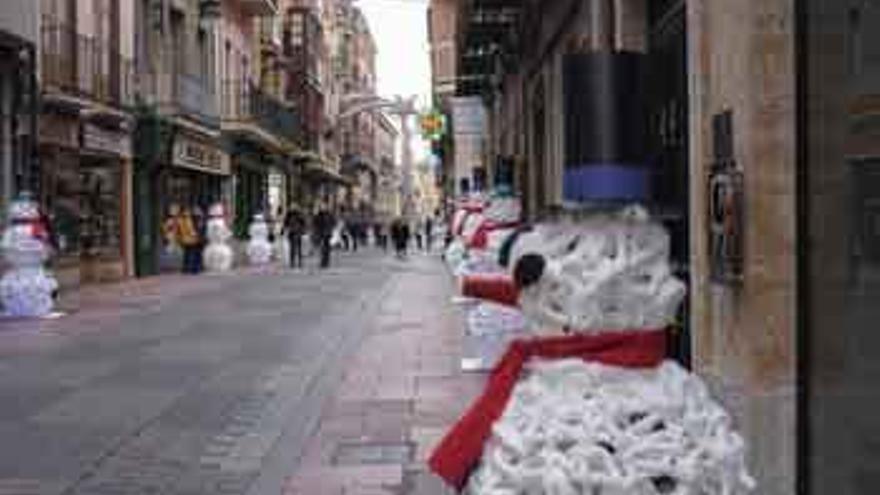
[428,330,668,489]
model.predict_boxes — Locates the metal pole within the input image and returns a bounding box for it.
[400,110,414,222]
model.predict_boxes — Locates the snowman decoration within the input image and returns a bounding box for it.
[202,203,234,272]
[246,213,273,266]
[450,206,755,495]
[0,193,59,317]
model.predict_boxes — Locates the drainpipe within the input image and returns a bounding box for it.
[591,0,617,52]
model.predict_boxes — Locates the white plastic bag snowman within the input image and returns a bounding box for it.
[460,205,755,495]
[0,193,59,317]
[202,203,234,272]
[246,213,273,266]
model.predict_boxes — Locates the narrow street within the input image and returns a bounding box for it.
[0,252,473,495]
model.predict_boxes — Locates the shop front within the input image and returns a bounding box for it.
[39,111,133,286]
[165,131,230,215]
[159,131,230,272]
[228,139,291,237]
[132,118,229,277]
[79,120,133,284]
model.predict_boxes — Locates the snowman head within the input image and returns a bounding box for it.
[208,203,225,219]
[483,196,521,224]
[8,192,41,223]
[3,192,51,263]
[509,206,686,332]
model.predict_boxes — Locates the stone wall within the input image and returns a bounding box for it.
[687,0,797,493]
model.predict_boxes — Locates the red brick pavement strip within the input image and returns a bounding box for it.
[281,261,484,495]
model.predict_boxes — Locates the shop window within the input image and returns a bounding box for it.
[79,162,121,259]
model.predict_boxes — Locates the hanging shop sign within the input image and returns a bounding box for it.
[708,110,744,284]
[173,135,230,175]
[82,123,132,158]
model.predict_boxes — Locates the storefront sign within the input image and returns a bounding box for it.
[82,123,132,158]
[173,135,230,175]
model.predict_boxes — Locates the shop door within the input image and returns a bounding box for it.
[648,0,690,366]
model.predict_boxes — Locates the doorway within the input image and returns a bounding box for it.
[648,0,690,366]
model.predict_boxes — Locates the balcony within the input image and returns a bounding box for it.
[222,80,300,148]
[137,71,219,129]
[238,0,278,16]
[41,21,135,110]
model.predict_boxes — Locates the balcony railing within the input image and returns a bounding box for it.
[222,81,299,144]
[41,20,134,108]
[137,71,219,128]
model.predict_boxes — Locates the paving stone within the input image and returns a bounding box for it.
[0,421,123,480]
[33,386,182,429]
[332,442,413,466]
[0,384,73,422]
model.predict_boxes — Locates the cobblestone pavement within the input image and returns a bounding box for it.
[0,250,478,495]
[280,255,484,495]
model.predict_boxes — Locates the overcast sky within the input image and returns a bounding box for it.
[356,0,433,164]
[356,0,431,105]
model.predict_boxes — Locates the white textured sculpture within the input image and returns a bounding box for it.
[511,206,686,332]
[465,359,756,495]
[203,203,234,272]
[0,194,58,317]
[482,196,522,224]
[447,195,522,275]
[246,214,273,266]
[466,302,528,337]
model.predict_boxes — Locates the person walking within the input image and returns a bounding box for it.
[314,206,335,269]
[283,205,306,268]
[192,206,207,273]
[390,217,410,259]
[425,215,434,252]
[178,206,200,274]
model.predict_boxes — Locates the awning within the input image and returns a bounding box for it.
[341,157,378,179]
[303,161,353,186]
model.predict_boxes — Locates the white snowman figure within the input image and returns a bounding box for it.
[246,213,273,266]
[202,203,234,272]
[0,193,59,317]
[459,206,755,495]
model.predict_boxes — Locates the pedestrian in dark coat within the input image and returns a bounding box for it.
[313,207,335,268]
[283,205,306,268]
[390,218,410,259]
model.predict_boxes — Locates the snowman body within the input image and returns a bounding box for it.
[246,215,273,265]
[202,204,234,272]
[0,197,58,317]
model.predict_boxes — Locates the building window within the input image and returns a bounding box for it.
[292,12,304,47]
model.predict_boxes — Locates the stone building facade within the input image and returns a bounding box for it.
[0,0,38,222]
[39,0,137,285]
